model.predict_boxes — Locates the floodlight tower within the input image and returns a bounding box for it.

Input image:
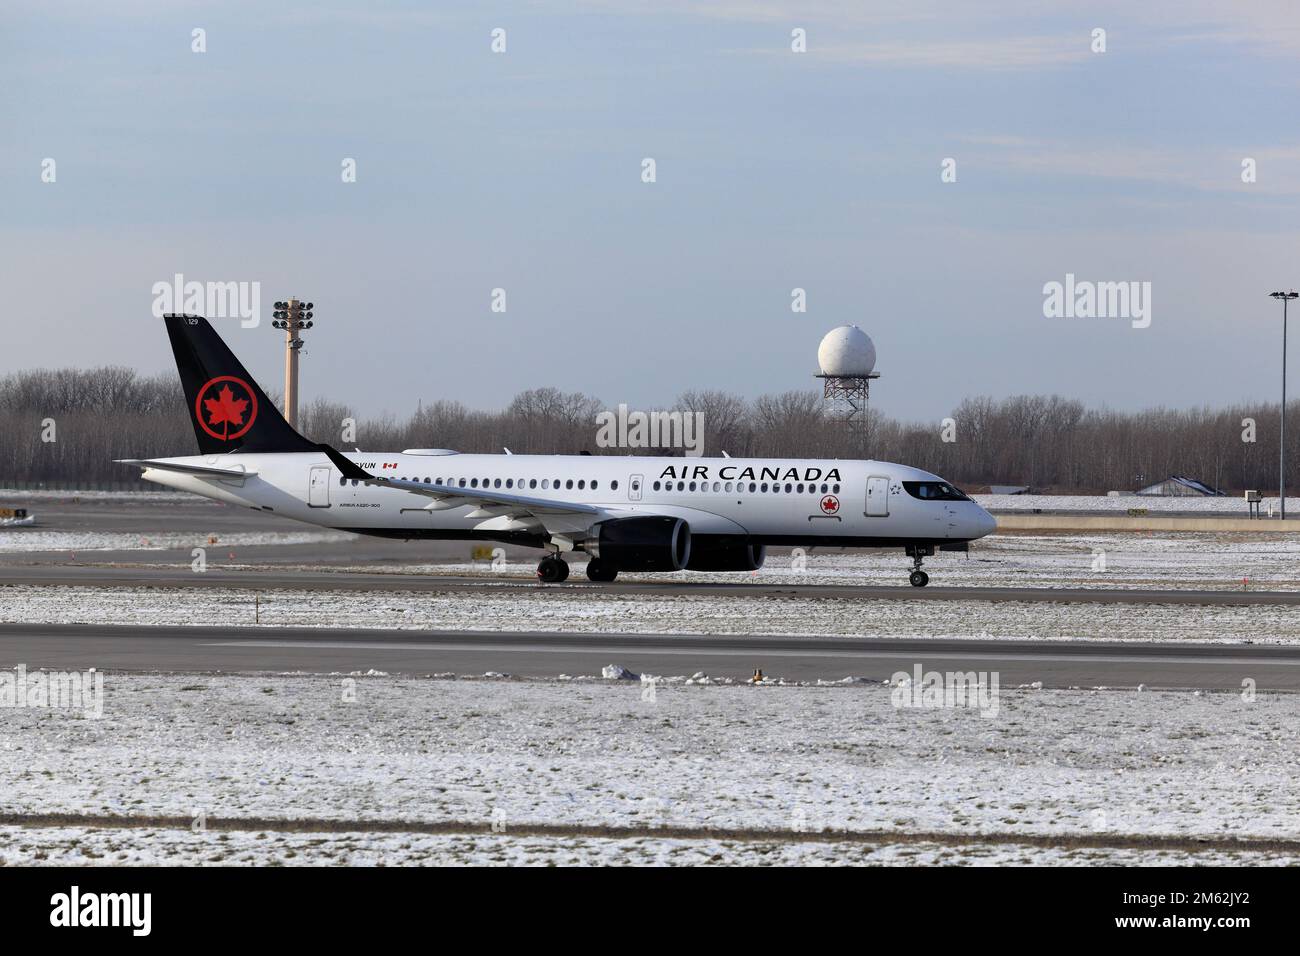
[815,325,879,458]
[271,298,315,428]
[1270,290,1298,519]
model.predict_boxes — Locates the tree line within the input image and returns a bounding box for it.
[0,367,1290,493]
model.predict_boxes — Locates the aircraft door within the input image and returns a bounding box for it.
[865,476,889,517]
[308,465,331,507]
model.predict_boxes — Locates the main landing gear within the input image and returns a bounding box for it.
[537,554,620,584]
[537,555,569,583]
[906,545,933,588]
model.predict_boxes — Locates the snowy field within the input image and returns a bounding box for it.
[1,675,1295,865]
[4,582,1300,643]
[0,489,193,503]
[0,529,353,553]
[393,531,1300,591]
[3,827,1292,866]
[2,526,1297,593]
[976,493,1266,514]
[0,488,1272,513]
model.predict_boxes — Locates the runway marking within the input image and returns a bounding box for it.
[0,811,1295,854]
[198,640,1300,666]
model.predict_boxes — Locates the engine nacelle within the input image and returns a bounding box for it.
[684,536,766,572]
[583,516,691,571]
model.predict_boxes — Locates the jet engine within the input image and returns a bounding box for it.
[684,536,766,572]
[583,516,691,571]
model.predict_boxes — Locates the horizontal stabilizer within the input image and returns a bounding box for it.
[116,459,256,479]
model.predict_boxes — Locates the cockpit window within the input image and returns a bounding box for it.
[902,481,970,501]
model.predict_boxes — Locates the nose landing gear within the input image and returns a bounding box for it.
[905,544,933,587]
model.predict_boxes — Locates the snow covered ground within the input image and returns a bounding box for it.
[1,675,1295,865]
[4,582,1299,642]
[2,827,1291,866]
[975,493,1264,514]
[0,489,193,503]
[3,525,1296,592]
[0,488,1269,513]
[383,531,1300,591]
[0,529,353,553]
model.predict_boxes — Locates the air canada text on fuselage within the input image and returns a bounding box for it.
[658,464,842,482]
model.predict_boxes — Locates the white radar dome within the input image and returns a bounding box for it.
[817,325,876,377]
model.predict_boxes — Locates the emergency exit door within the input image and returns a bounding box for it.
[308,466,331,507]
[865,476,889,517]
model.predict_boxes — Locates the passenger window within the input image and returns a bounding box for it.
[592,481,598,490]
[541,479,550,489]
[653,481,661,491]
[725,482,733,493]
[506,479,513,488]
[566,479,573,490]
[530,479,537,489]
[578,480,585,490]
[611,480,619,490]
[494,478,501,488]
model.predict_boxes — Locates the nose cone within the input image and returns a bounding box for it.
[973,505,997,538]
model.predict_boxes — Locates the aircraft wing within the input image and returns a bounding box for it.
[320,446,608,535]
[117,459,257,479]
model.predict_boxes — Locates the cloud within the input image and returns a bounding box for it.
[953,137,1300,197]
[790,36,1092,70]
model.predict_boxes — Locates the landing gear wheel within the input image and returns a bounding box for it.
[905,545,934,588]
[537,556,568,584]
[585,559,618,583]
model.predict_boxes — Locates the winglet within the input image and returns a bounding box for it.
[318,444,373,482]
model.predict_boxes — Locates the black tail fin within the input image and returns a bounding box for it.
[165,313,317,455]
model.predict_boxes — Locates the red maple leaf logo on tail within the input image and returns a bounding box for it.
[203,385,249,439]
[195,377,257,441]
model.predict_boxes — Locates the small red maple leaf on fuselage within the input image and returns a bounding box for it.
[203,385,249,438]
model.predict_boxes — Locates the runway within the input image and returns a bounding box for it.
[3,562,1298,606]
[2,623,1297,688]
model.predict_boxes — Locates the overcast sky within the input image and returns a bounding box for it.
[3,1,1300,423]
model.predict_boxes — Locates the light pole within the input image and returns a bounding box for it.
[271,298,315,428]
[1270,291,1297,519]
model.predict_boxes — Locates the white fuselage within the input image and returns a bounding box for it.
[139,449,996,549]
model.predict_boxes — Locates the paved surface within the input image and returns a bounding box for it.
[3,496,1297,605]
[1,623,1296,688]
[2,562,1297,606]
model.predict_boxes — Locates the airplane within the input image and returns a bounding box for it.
[119,314,997,586]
